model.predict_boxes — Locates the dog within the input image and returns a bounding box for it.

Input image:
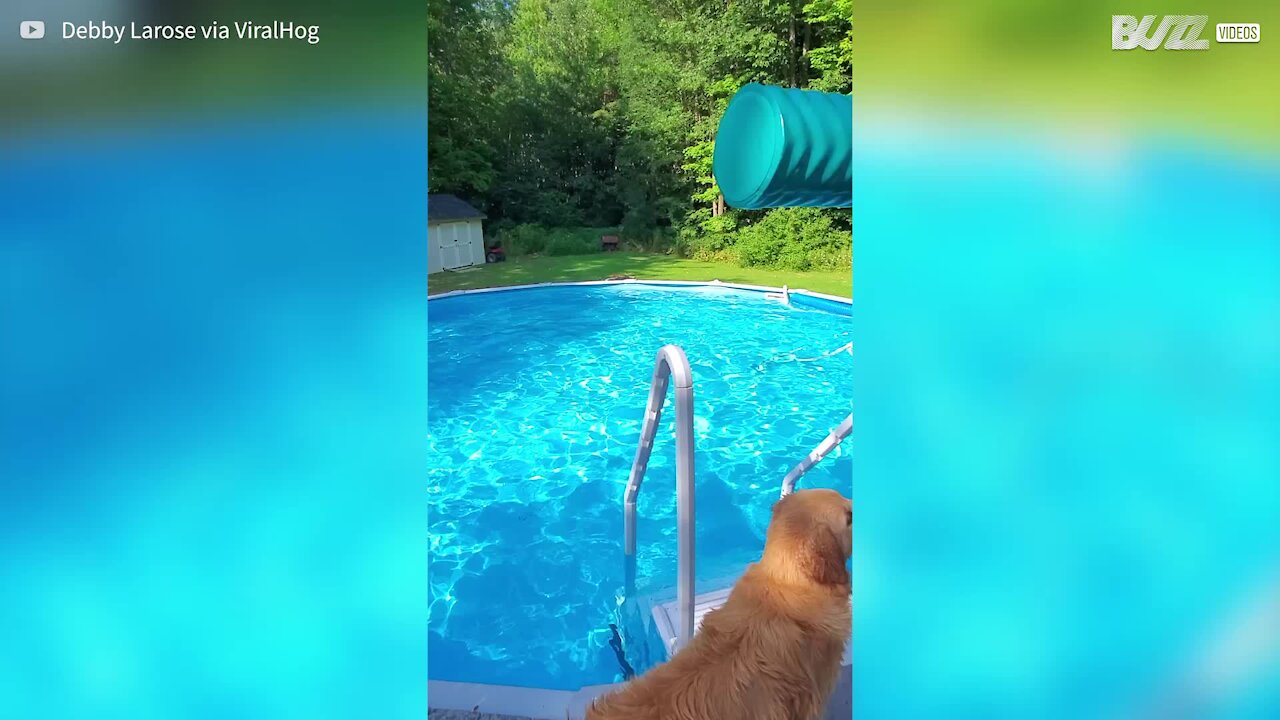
[587,488,852,720]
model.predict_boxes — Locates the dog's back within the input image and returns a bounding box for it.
[588,489,852,720]
[587,564,849,720]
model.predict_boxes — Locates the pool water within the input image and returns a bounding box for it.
[427,284,851,690]
[852,125,1280,719]
[1,112,430,719]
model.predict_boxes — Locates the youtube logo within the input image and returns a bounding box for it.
[20,20,45,39]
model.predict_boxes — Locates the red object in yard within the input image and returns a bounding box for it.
[485,243,506,263]
[601,235,620,251]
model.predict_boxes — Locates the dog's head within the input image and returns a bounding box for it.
[762,489,852,587]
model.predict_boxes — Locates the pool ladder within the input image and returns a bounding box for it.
[623,345,696,652]
[621,344,853,654]
[780,414,853,497]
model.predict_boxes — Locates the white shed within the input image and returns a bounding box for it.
[428,194,487,274]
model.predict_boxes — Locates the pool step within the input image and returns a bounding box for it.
[652,585,853,665]
[564,585,851,719]
[651,585,731,656]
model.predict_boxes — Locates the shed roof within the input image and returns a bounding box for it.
[428,194,486,223]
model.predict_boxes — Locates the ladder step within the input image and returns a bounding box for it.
[651,584,851,665]
[651,586,732,655]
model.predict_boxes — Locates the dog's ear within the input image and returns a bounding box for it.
[801,524,849,587]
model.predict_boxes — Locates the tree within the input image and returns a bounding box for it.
[427,0,852,267]
[428,0,508,201]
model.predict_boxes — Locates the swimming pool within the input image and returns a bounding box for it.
[427,283,852,690]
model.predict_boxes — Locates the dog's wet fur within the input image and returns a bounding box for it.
[587,489,852,720]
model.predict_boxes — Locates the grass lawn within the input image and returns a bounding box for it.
[427,253,851,298]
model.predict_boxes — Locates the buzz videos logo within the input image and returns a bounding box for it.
[1113,15,1209,50]
[1113,15,1261,50]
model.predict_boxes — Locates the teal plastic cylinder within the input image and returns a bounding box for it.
[712,83,852,210]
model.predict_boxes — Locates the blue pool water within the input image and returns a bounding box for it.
[1,111,428,718]
[852,123,1280,719]
[427,284,852,690]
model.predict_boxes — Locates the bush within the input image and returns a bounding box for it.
[497,223,549,256]
[734,208,850,271]
[495,224,624,257]
[544,228,599,256]
[676,213,738,261]
[621,227,676,254]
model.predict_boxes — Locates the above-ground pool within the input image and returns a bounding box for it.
[427,283,851,690]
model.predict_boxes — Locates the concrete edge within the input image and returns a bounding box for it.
[427,678,627,720]
[428,666,846,720]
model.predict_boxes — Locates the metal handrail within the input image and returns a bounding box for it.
[623,345,696,653]
[780,413,853,497]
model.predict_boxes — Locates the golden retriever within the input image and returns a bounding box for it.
[587,488,852,720]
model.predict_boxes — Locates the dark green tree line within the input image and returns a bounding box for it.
[428,0,851,271]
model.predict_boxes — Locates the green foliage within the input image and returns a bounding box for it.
[678,213,739,261]
[545,228,605,256]
[803,0,853,93]
[496,224,626,257]
[428,0,509,202]
[496,224,549,256]
[735,208,851,272]
[629,228,677,254]
[429,0,852,265]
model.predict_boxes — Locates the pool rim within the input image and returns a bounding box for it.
[427,278,851,309]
